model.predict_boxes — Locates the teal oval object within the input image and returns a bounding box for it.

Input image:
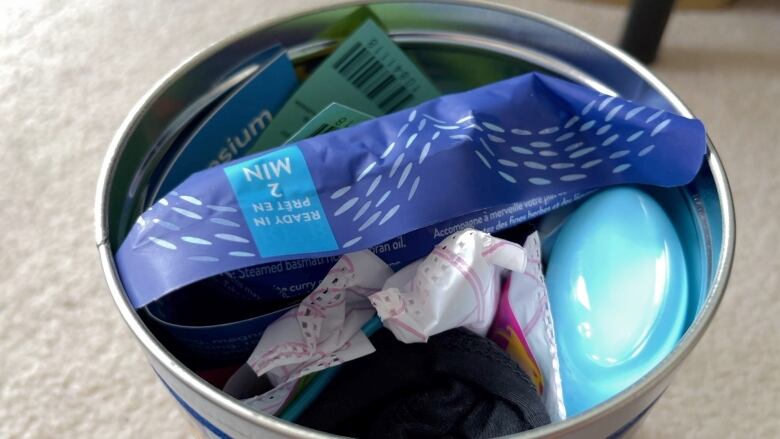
[546,187,687,417]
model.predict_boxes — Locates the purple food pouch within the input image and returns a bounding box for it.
[116,72,706,309]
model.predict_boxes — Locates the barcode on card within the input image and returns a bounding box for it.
[333,42,416,113]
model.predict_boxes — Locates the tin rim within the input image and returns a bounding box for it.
[95,1,735,437]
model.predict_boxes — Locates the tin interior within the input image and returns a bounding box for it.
[96,2,733,437]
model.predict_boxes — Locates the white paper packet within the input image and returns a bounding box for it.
[244,250,392,387]
[370,229,527,342]
[232,229,544,415]
[488,232,566,421]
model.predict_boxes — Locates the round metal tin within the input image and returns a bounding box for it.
[95,2,735,437]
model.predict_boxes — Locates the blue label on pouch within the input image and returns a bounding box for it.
[224,146,338,257]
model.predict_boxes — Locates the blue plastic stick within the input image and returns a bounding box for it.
[279,315,383,421]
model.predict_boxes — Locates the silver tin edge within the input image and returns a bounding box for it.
[95,1,736,437]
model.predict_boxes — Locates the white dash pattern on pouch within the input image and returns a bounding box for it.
[380,142,396,159]
[605,104,623,122]
[379,205,400,226]
[529,177,551,185]
[579,120,596,132]
[408,176,420,201]
[397,163,413,188]
[480,138,495,156]
[419,142,431,164]
[564,115,580,129]
[334,197,359,216]
[425,114,447,124]
[499,171,517,183]
[172,207,202,220]
[390,153,405,177]
[598,95,616,111]
[182,236,212,245]
[159,198,169,206]
[451,134,473,142]
[613,163,632,173]
[561,174,587,182]
[651,119,671,137]
[524,161,547,170]
[627,130,644,143]
[625,106,645,121]
[215,233,250,243]
[342,237,362,248]
[581,159,603,169]
[331,186,351,200]
[646,109,664,123]
[487,134,505,143]
[316,98,672,250]
[209,218,240,227]
[511,146,533,155]
[581,100,596,116]
[609,150,631,159]
[356,162,376,182]
[435,124,461,130]
[207,205,237,213]
[570,147,595,159]
[376,191,391,207]
[475,150,492,169]
[405,133,418,149]
[149,237,176,250]
[353,201,372,221]
[229,251,255,257]
[397,123,409,138]
[638,144,656,157]
[188,256,219,262]
[153,218,180,231]
[359,211,382,231]
[179,195,202,205]
[482,122,505,133]
[602,134,619,146]
[366,176,382,197]
[556,132,575,142]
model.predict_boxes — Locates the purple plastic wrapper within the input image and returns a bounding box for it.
[116,72,706,309]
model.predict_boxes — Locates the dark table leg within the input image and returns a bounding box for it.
[620,0,677,64]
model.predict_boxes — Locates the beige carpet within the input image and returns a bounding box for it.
[1,0,778,437]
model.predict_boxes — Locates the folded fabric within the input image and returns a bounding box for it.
[370,229,527,342]
[297,327,551,438]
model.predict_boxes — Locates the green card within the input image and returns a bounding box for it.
[285,103,373,144]
[248,19,440,154]
[318,6,386,40]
